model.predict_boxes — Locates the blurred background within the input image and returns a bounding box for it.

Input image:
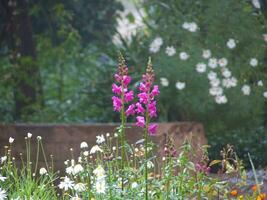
[0,0,267,168]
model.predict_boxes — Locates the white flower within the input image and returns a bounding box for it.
[9,137,14,144]
[83,151,89,156]
[112,146,116,151]
[27,133,32,138]
[241,85,251,95]
[196,63,207,73]
[209,87,223,96]
[80,142,88,149]
[96,135,105,144]
[90,145,103,154]
[250,58,258,67]
[215,95,228,104]
[73,164,83,175]
[93,165,105,178]
[263,91,267,98]
[114,133,118,138]
[0,188,7,200]
[222,77,237,88]
[179,52,189,60]
[131,182,139,189]
[175,81,186,90]
[165,46,176,56]
[66,166,74,175]
[182,22,190,29]
[263,34,267,42]
[227,38,236,49]
[257,80,263,86]
[160,77,169,87]
[95,179,106,194]
[207,71,217,80]
[37,136,42,140]
[147,161,154,169]
[58,177,74,191]
[74,183,86,192]
[252,0,261,9]
[0,174,6,182]
[182,22,198,32]
[222,68,231,78]
[208,58,218,69]
[210,78,220,87]
[202,49,211,59]
[149,37,163,53]
[70,195,82,200]
[218,58,228,67]
[106,133,110,137]
[39,167,47,175]
[1,156,7,164]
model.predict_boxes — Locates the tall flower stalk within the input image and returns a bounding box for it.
[112,53,135,193]
[136,58,159,199]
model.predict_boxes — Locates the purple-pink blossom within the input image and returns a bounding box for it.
[151,85,160,97]
[125,104,135,116]
[138,92,149,104]
[148,101,157,118]
[112,96,122,111]
[125,91,134,103]
[136,102,145,114]
[122,75,131,86]
[112,83,122,95]
[148,124,158,135]
[136,116,145,128]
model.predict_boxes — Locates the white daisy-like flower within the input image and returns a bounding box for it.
[149,37,163,53]
[182,22,190,30]
[222,68,232,78]
[215,95,228,104]
[73,164,84,175]
[218,58,228,67]
[96,135,105,144]
[147,160,154,169]
[202,49,211,59]
[257,80,263,86]
[263,91,267,98]
[209,87,223,96]
[93,165,105,178]
[74,183,86,192]
[0,188,7,200]
[165,46,176,56]
[196,63,207,73]
[80,141,88,149]
[175,81,186,90]
[250,58,258,67]
[179,52,189,60]
[182,22,198,32]
[27,133,32,138]
[37,136,42,140]
[90,145,103,154]
[208,58,218,69]
[222,78,237,88]
[9,137,14,144]
[83,151,89,156]
[70,195,82,200]
[210,78,220,87]
[0,174,6,182]
[252,0,261,9]
[241,85,251,95]
[131,182,139,189]
[58,177,74,191]
[66,166,74,175]
[227,38,236,49]
[160,77,169,87]
[263,34,267,42]
[39,167,47,175]
[95,179,106,194]
[0,156,7,164]
[207,71,217,80]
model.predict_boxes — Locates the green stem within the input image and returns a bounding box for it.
[144,110,150,200]
[120,92,126,195]
[34,140,40,175]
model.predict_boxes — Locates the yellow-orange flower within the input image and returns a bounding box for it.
[257,193,266,200]
[251,185,257,192]
[230,189,238,196]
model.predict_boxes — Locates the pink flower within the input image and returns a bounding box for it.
[148,101,157,118]
[123,75,131,86]
[112,83,122,95]
[139,83,148,92]
[112,96,122,111]
[136,102,145,114]
[151,85,160,97]
[125,91,134,102]
[138,92,149,104]
[114,74,121,82]
[136,116,145,128]
[148,124,158,135]
[125,104,135,116]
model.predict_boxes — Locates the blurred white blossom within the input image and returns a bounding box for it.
[257,80,263,86]
[252,0,261,9]
[241,85,251,95]
[149,37,163,53]
[209,87,223,96]
[182,22,198,32]
[263,91,267,98]
[179,52,189,60]
[175,81,186,90]
[218,58,228,67]
[59,177,74,191]
[208,58,218,69]
[250,58,258,67]
[202,49,211,59]
[165,46,176,56]
[96,135,105,144]
[207,71,217,80]
[227,38,236,49]
[196,63,207,73]
[160,77,169,87]
[215,95,228,104]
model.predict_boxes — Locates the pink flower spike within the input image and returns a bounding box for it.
[148,124,158,135]
[139,82,148,92]
[125,91,134,103]
[138,92,149,104]
[151,85,160,97]
[114,74,121,82]
[112,83,122,95]
[112,96,122,112]
[122,75,131,86]
[125,104,135,116]
[136,102,145,114]
[136,116,145,128]
[148,101,157,118]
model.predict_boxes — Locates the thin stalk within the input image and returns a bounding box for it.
[120,92,126,194]
[248,153,261,194]
[144,110,150,200]
[34,140,40,175]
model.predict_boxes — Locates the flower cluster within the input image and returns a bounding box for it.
[93,165,106,194]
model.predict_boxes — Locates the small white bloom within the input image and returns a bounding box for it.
[70,195,82,200]
[27,133,32,138]
[257,80,263,86]
[241,85,251,95]
[93,165,105,178]
[250,58,258,67]
[175,81,186,90]
[112,146,116,151]
[202,49,211,59]
[149,37,163,53]
[252,0,261,9]
[80,141,88,149]
[263,34,267,42]
[160,77,169,87]
[222,68,231,78]
[209,87,223,96]
[215,95,228,104]
[222,77,237,88]
[66,166,74,175]
[131,182,139,189]
[9,137,14,144]
[207,71,217,80]
[106,133,110,137]
[210,78,220,87]
[182,22,198,32]
[83,151,89,156]
[208,58,218,69]
[0,174,6,182]
[218,58,228,67]
[90,145,103,154]
[196,63,207,73]
[37,136,42,140]
[147,161,154,169]
[96,135,105,144]
[64,160,69,165]
[0,188,7,200]
[73,164,83,175]
[39,167,47,175]
[74,182,86,192]
[114,133,118,138]
[58,177,74,191]
[182,22,190,30]
[179,52,189,60]
[165,46,176,56]
[263,91,267,98]
[95,179,106,194]
[1,156,7,164]
[227,38,236,49]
